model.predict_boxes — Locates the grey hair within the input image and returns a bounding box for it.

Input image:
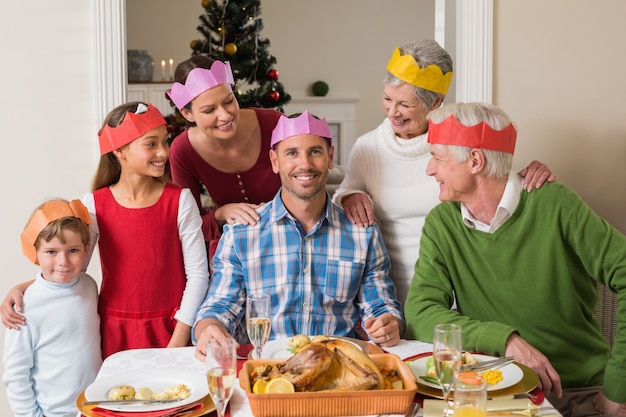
[384,39,454,111]
[427,102,515,178]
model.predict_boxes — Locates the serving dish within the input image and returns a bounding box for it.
[239,353,417,417]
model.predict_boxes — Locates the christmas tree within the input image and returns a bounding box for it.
[190,0,291,110]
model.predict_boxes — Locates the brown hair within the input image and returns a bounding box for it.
[91,101,170,191]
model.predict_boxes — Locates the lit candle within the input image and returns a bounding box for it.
[169,59,174,81]
[161,60,166,81]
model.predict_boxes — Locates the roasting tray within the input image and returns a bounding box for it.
[239,353,417,417]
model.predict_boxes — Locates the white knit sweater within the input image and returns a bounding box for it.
[333,118,441,307]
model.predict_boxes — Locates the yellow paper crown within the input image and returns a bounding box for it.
[386,47,453,95]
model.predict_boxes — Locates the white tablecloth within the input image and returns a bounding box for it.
[88,340,559,417]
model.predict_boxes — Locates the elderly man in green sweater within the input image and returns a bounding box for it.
[405,102,626,417]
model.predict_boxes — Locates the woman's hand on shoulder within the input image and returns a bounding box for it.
[342,193,375,228]
[517,160,556,192]
[215,202,264,227]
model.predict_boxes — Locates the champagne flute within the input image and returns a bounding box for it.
[205,338,237,417]
[246,293,271,359]
[433,323,462,417]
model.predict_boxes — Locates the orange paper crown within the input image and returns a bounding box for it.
[98,103,166,155]
[428,115,517,154]
[21,200,91,265]
[386,47,453,95]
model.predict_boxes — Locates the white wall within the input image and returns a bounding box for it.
[0,1,101,414]
[494,0,626,234]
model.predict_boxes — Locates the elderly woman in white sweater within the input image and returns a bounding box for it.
[333,39,554,307]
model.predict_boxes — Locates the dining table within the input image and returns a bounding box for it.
[77,339,561,417]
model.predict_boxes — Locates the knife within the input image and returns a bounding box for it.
[486,406,557,416]
[82,398,183,406]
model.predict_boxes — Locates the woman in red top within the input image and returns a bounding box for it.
[167,56,283,260]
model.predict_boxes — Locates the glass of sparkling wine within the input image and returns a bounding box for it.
[205,338,237,417]
[246,293,271,359]
[433,323,462,417]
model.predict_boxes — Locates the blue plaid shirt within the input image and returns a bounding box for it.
[194,189,405,344]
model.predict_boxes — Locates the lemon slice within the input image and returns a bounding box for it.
[252,379,268,394]
[265,378,295,393]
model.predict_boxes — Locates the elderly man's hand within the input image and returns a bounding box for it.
[341,193,375,228]
[505,333,562,399]
[593,392,626,416]
[363,313,402,347]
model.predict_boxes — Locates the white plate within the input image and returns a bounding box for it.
[84,368,207,412]
[260,337,363,359]
[408,353,523,391]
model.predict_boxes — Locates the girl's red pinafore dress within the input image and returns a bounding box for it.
[93,183,186,358]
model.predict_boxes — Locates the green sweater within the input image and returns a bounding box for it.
[405,182,626,403]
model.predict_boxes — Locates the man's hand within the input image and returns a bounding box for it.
[593,392,626,416]
[505,333,562,398]
[342,193,375,228]
[517,160,556,192]
[363,313,402,347]
[193,318,237,361]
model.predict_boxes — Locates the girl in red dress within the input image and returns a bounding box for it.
[3,102,210,359]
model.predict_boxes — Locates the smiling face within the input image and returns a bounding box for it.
[426,145,475,202]
[181,84,240,140]
[115,125,169,177]
[269,134,334,204]
[382,83,431,139]
[36,229,87,284]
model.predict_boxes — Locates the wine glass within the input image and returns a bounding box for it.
[205,338,237,417]
[246,293,271,359]
[433,323,462,417]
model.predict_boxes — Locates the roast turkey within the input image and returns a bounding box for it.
[251,339,384,392]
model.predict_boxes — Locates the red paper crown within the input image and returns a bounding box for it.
[428,115,517,154]
[98,103,166,155]
[21,199,91,265]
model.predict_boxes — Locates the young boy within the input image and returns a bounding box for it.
[3,199,101,417]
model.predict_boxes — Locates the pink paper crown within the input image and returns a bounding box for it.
[386,47,453,95]
[270,111,333,149]
[21,199,91,265]
[98,103,166,155]
[428,115,517,154]
[166,61,235,109]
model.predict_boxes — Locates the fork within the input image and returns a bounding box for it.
[461,356,516,372]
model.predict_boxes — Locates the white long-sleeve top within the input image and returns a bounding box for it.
[333,118,441,307]
[3,272,101,417]
[82,187,209,327]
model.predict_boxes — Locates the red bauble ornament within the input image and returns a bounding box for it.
[269,91,280,101]
[268,69,279,80]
